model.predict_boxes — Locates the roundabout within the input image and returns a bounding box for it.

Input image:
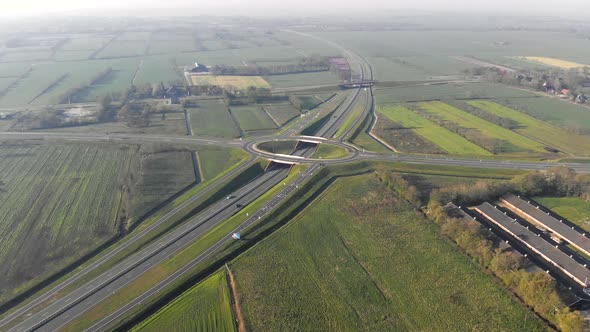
[244,136,360,165]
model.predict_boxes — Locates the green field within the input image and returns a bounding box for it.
[467,100,590,156]
[377,105,491,155]
[311,143,348,159]
[495,97,590,134]
[190,100,241,138]
[230,106,277,132]
[373,114,444,154]
[375,83,536,104]
[131,271,235,332]
[232,174,545,331]
[264,71,338,88]
[0,143,133,298]
[534,197,590,231]
[197,147,250,181]
[418,101,546,154]
[262,103,300,125]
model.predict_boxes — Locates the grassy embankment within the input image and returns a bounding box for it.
[131,271,235,332]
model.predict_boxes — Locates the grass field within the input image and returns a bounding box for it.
[0,143,133,299]
[231,174,545,331]
[230,106,277,132]
[375,83,536,105]
[131,271,235,332]
[130,146,196,221]
[264,71,338,88]
[495,97,590,134]
[189,100,241,138]
[533,197,590,231]
[311,143,348,159]
[467,100,590,156]
[262,103,300,126]
[417,101,546,154]
[190,75,270,89]
[378,105,492,155]
[197,147,250,181]
[522,56,587,69]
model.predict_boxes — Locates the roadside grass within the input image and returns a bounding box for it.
[311,144,348,159]
[190,100,241,138]
[378,105,491,155]
[467,100,590,157]
[334,91,367,138]
[533,197,590,232]
[230,106,277,132]
[131,271,235,332]
[60,165,307,331]
[418,101,546,154]
[232,174,545,331]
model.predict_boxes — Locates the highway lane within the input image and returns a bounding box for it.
[84,163,321,332]
[0,156,257,329]
[7,167,290,332]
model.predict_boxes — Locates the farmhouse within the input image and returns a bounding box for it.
[191,62,209,74]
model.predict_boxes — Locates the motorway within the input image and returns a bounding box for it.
[7,165,291,332]
[3,32,590,332]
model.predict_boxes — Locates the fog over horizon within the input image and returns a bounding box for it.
[2,0,589,18]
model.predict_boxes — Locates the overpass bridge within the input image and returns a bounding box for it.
[339,80,377,89]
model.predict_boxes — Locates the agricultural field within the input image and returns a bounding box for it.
[520,56,587,69]
[373,115,444,154]
[533,197,590,232]
[417,101,546,154]
[466,100,590,156]
[0,143,133,299]
[377,105,491,155]
[130,145,196,220]
[96,40,149,58]
[133,58,182,85]
[230,106,277,132]
[131,271,235,332]
[264,71,338,88]
[495,97,590,134]
[189,100,241,138]
[375,82,536,104]
[190,75,270,89]
[261,103,301,125]
[232,174,545,331]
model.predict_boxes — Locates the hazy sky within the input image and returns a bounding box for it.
[2,0,588,17]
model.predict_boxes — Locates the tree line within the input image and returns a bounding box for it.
[210,56,330,76]
[377,167,589,332]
